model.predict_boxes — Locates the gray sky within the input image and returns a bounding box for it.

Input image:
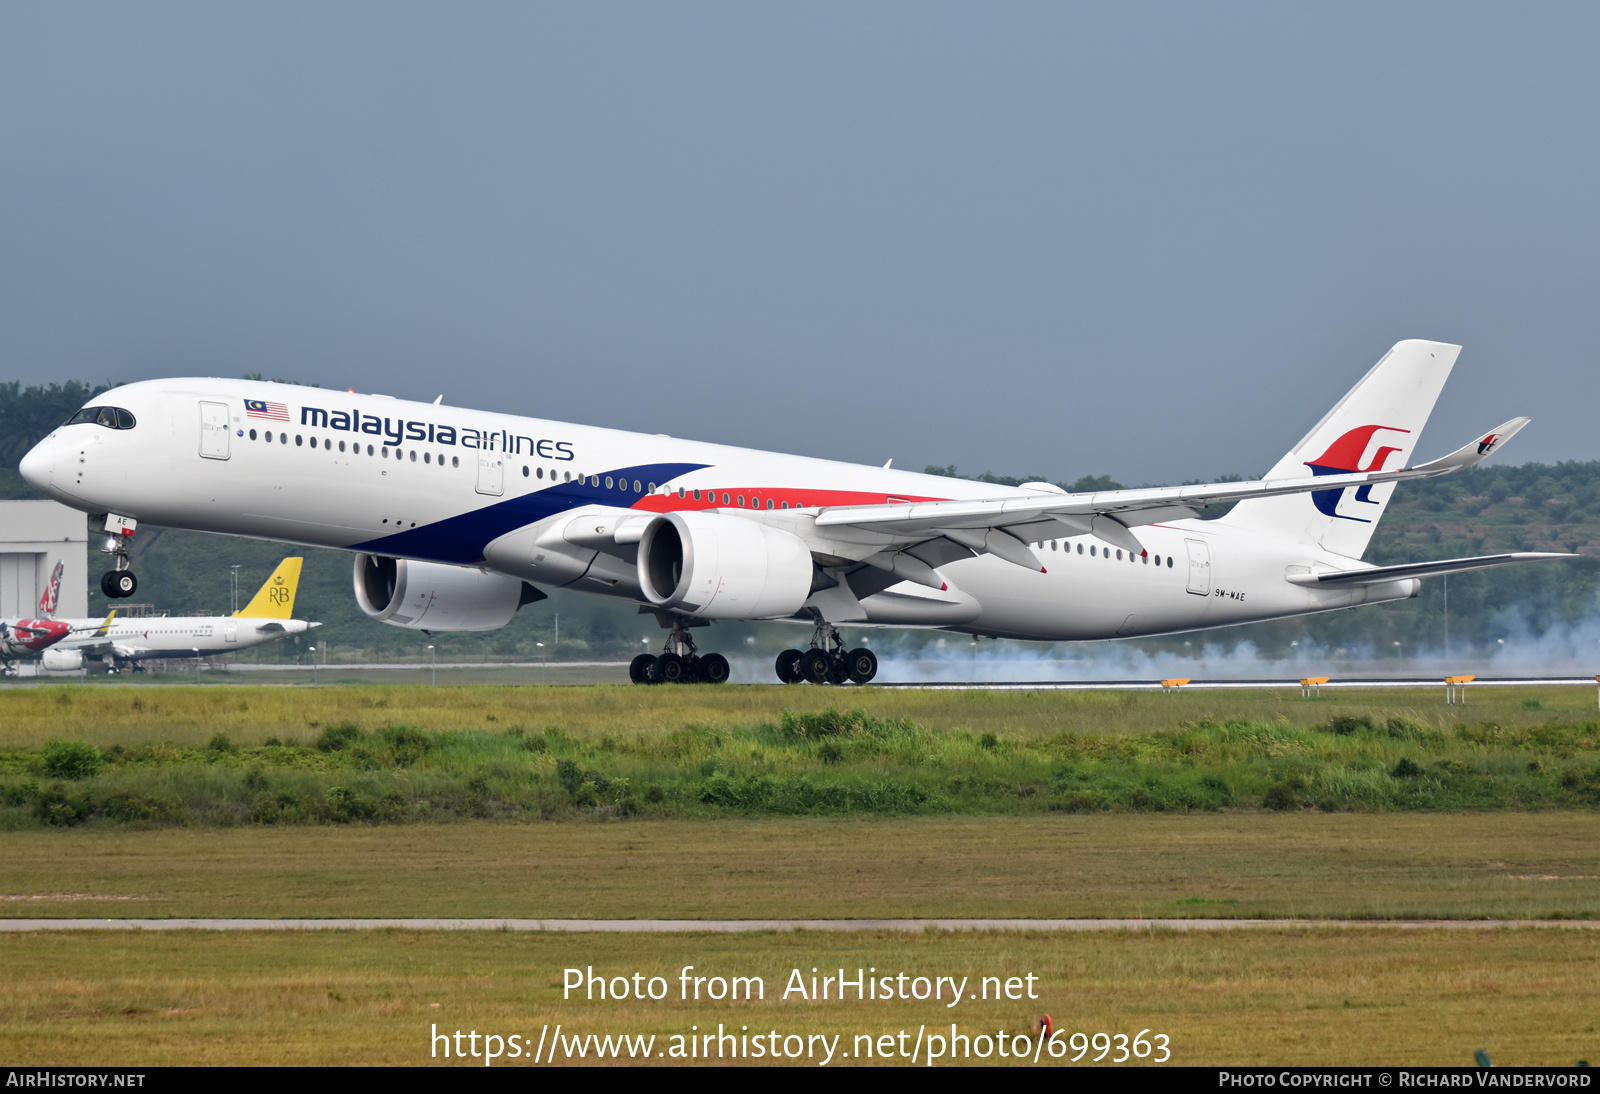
[3,2,1597,485]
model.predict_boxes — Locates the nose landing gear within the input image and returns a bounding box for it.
[630,616,732,685]
[97,515,140,599]
[775,619,877,685]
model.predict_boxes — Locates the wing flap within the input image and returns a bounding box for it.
[811,418,1532,566]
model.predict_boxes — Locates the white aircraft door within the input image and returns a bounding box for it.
[199,402,231,460]
[475,452,505,496]
[1184,539,1212,596]
[224,620,237,643]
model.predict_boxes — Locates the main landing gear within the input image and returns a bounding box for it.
[98,518,138,599]
[774,619,877,685]
[629,617,731,686]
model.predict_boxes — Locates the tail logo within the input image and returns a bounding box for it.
[1304,424,1411,522]
[1477,433,1499,455]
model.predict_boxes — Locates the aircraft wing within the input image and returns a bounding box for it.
[811,418,1532,567]
[1285,552,1576,586]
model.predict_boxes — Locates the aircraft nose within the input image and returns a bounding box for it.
[19,437,54,489]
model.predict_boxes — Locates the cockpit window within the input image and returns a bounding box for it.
[65,406,137,429]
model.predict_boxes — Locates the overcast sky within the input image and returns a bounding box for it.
[3,3,1597,485]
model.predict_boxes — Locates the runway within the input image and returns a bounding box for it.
[874,675,1600,691]
[2,918,1598,932]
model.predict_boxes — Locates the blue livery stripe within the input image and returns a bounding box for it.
[349,462,707,563]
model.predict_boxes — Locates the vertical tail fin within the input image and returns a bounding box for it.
[237,558,303,619]
[37,561,63,618]
[1221,339,1460,558]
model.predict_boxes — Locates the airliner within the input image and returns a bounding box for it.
[41,558,319,673]
[0,562,71,673]
[17,339,1571,685]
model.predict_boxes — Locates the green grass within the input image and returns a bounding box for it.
[2,686,1598,826]
[2,928,1596,1065]
[4,814,1598,920]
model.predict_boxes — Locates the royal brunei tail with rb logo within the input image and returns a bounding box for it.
[19,337,1577,684]
[236,557,303,619]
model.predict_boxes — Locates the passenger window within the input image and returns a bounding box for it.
[767,499,774,509]
[281,433,288,444]
[409,450,417,462]
[632,479,641,493]
[1089,545,1096,556]
[1051,541,1057,551]
[249,429,258,441]
[722,493,729,505]
[537,467,544,479]
[382,447,389,458]
[605,476,614,489]
[737,495,745,506]
[310,437,317,448]
[295,435,303,446]
[781,501,788,509]
[115,409,136,429]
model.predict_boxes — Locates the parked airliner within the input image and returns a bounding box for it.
[0,562,71,673]
[41,557,318,673]
[17,339,1571,684]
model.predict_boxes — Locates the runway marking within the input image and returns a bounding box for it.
[1,918,1597,932]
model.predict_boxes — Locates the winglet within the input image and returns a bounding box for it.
[237,558,304,619]
[1411,417,1531,474]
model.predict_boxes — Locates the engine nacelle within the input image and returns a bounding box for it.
[41,648,84,671]
[353,554,542,632]
[637,511,814,619]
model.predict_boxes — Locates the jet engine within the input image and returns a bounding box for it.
[353,554,544,632]
[637,511,814,619]
[41,648,84,671]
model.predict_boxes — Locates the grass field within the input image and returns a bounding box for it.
[3,684,1598,1067]
[2,928,1596,1066]
[2,685,1599,826]
[4,814,1598,919]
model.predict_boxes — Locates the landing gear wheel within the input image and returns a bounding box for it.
[829,659,852,686]
[800,648,834,684]
[700,653,730,684]
[844,648,878,685]
[629,653,658,684]
[100,570,137,599]
[655,652,689,684]
[775,649,803,684]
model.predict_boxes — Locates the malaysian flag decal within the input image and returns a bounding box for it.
[244,399,290,421]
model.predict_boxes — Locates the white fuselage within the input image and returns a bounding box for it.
[20,379,1415,642]
[51,614,316,661]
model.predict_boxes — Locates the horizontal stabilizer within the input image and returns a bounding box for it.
[1285,551,1575,587]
